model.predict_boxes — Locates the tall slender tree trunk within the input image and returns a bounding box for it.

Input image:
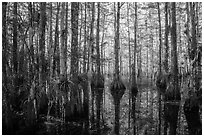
[114,3,120,134]
[190,3,200,93]
[150,29,154,122]
[137,29,142,84]
[171,2,180,101]
[163,3,169,134]
[126,3,132,134]
[83,3,87,73]
[47,2,54,120]
[53,3,60,77]
[95,2,103,134]
[38,2,46,119]
[100,13,106,75]
[60,3,66,76]
[131,2,138,135]
[110,3,126,135]
[185,2,193,88]
[100,13,106,126]
[157,2,162,134]
[78,4,83,73]
[82,3,89,134]
[48,3,53,78]
[114,3,120,79]
[39,2,46,82]
[70,2,79,113]
[145,18,149,113]
[13,2,18,93]
[28,2,34,120]
[2,2,8,89]
[164,3,169,73]
[64,3,68,75]
[96,2,101,78]
[89,2,95,125]
[59,2,66,121]
[165,3,181,135]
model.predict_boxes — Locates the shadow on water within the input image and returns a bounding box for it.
[10,115,112,135]
[37,121,84,135]
[5,115,84,135]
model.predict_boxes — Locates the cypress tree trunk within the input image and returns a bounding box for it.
[95,3,104,134]
[114,99,120,134]
[131,2,138,135]
[157,2,162,134]
[126,3,131,134]
[164,3,181,135]
[60,3,65,75]
[53,3,60,77]
[110,3,125,135]
[82,3,89,134]
[2,2,8,90]
[83,3,87,73]
[70,1,79,118]
[164,3,169,73]
[89,2,95,125]
[13,2,18,93]
[39,2,46,82]
[183,3,202,135]
[163,3,169,134]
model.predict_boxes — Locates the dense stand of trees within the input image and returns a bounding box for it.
[2,2,202,135]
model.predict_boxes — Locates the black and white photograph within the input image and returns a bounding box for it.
[1,1,202,135]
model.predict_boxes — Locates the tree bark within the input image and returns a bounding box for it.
[83,3,87,73]
[13,2,18,93]
[164,3,169,73]
[157,2,162,134]
[64,3,68,75]
[39,2,46,82]
[171,3,179,97]
[114,3,120,80]
[110,3,126,135]
[163,3,169,134]
[60,3,66,75]
[89,2,95,125]
[28,2,35,82]
[2,2,8,86]
[53,3,60,77]
[114,99,120,135]
[100,13,106,75]
[132,2,138,135]
[96,2,101,76]
[165,3,180,135]
[70,1,79,109]
[126,3,131,134]
[48,3,53,78]
[81,3,89,134]
[96,2,101,134]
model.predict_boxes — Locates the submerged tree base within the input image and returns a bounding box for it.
[184,95,202,135]
[110,77,126,135]
[164,102,180,134]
